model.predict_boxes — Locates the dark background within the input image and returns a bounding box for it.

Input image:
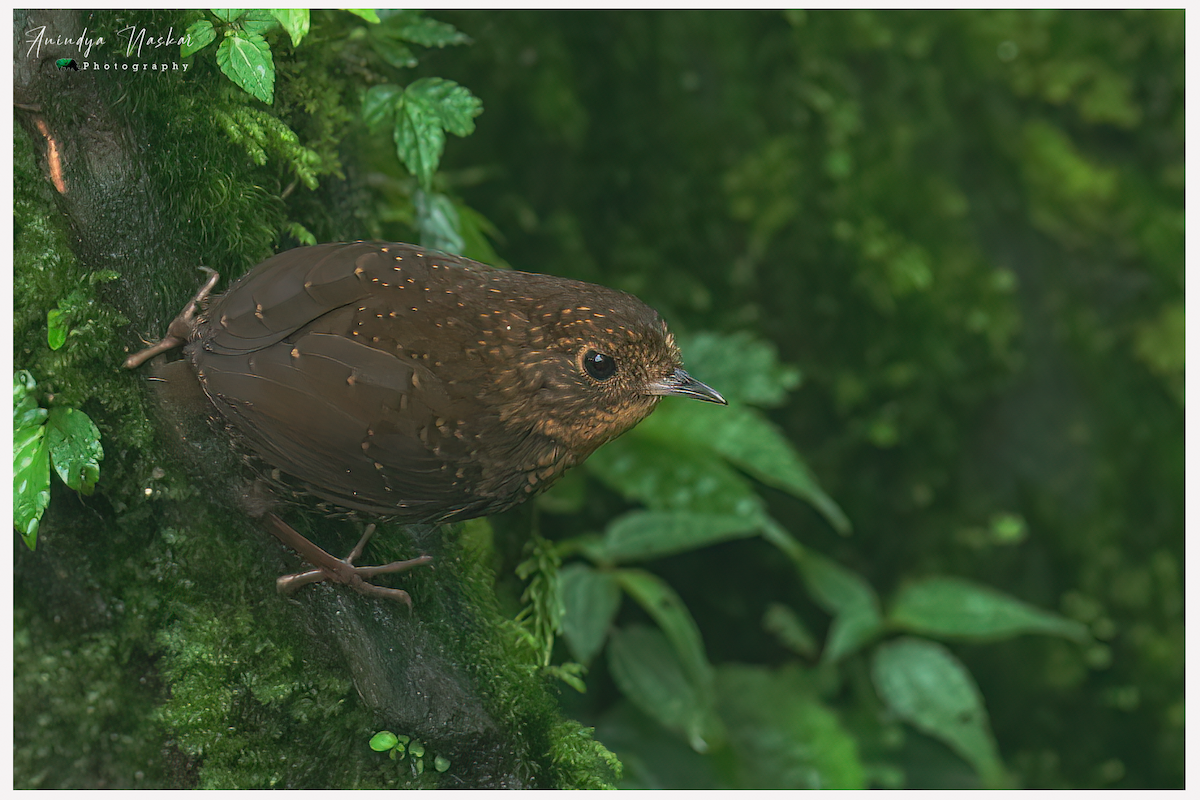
[434,9,1184,788]
[13,9,1183,789]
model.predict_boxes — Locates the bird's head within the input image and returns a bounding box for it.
[497,276,725,461]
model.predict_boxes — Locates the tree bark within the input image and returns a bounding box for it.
[13,9,616,789]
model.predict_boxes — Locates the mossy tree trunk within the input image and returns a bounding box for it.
[14,9,616,789]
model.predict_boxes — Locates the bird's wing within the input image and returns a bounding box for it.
[192,242,505,519]
[201,242,399,355]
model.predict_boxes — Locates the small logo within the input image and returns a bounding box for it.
[55,58,79,71]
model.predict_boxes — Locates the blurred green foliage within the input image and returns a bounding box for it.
[13,8,1181,790]
[424,9,1181,789]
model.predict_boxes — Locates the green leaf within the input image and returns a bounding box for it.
[391,15,471,48]
[216,33,275,104]
[795,549,875,616]
[46,308,67,350]
[825,606,883,665]
[369,731,398,752]
[888,577,1091,643]
[13,369,36,404]
[598,510,760,563]
[607,625,723,753]
[362,84,402,130]
[454,201,506,267]
[344,9,381,24]
[14,399,48,433]
[762,602,819,659]
[795,550,883,663]
[14,371,46,430]
[676,331,802,408]
[369,35,417,69]
[394,90,445,190]
[393,79,483,189]
[586,433,765,517]
[181,19,216,58]
[410,77,483,137]
[636,401,850,533]
[14,423,50,550]
[613,569,713,692]
[210,9,246,24]
[872,637,1007,787]
[270,9,309,47]
[237,10,281,37]
[559,563,621,665]
[715,664,866,789]
[414,190,463,254]
[45,407,102,495]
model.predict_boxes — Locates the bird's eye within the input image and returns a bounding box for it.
[582,349,618,381]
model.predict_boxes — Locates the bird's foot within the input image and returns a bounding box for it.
[267,514,433,607]
[122,267,220,369]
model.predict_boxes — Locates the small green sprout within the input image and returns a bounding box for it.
[369,731,448,776]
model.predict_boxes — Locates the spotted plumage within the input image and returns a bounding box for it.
[132,242,724,536]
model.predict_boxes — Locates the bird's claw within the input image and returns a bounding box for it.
[122,267,220,369]
[269,516,433,606]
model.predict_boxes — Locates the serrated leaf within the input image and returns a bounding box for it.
[181,19,216,58]
[270,9,309,47]
[216,34,275,104]
[369,35,417,68]
[599,510,759,563]
[560,563,621,665]
[407,78,482,137]
[211,9,246,23]
[872,637,1007,787]
[613,569,713,692]
[344,9,381,24]
[394,90,445,189]
[47,308,67,350]
[636,401,850,533]
[608,625,723,753]
[362,84,402,129]
[716,664,866,788]
[889,577,1091,644]
[237,10,281,37]
[393,15,471,48]
[14,424,50,550]
[45,407,102,495]
[392,79,482,188]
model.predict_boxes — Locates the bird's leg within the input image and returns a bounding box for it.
[122,267,221,369]
[268,514,433,607]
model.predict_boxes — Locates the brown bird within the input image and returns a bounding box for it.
[125,241,725,604]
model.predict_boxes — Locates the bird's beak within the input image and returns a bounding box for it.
[647,368,727,405]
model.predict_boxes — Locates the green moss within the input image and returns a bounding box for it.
[15,9,620,789]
